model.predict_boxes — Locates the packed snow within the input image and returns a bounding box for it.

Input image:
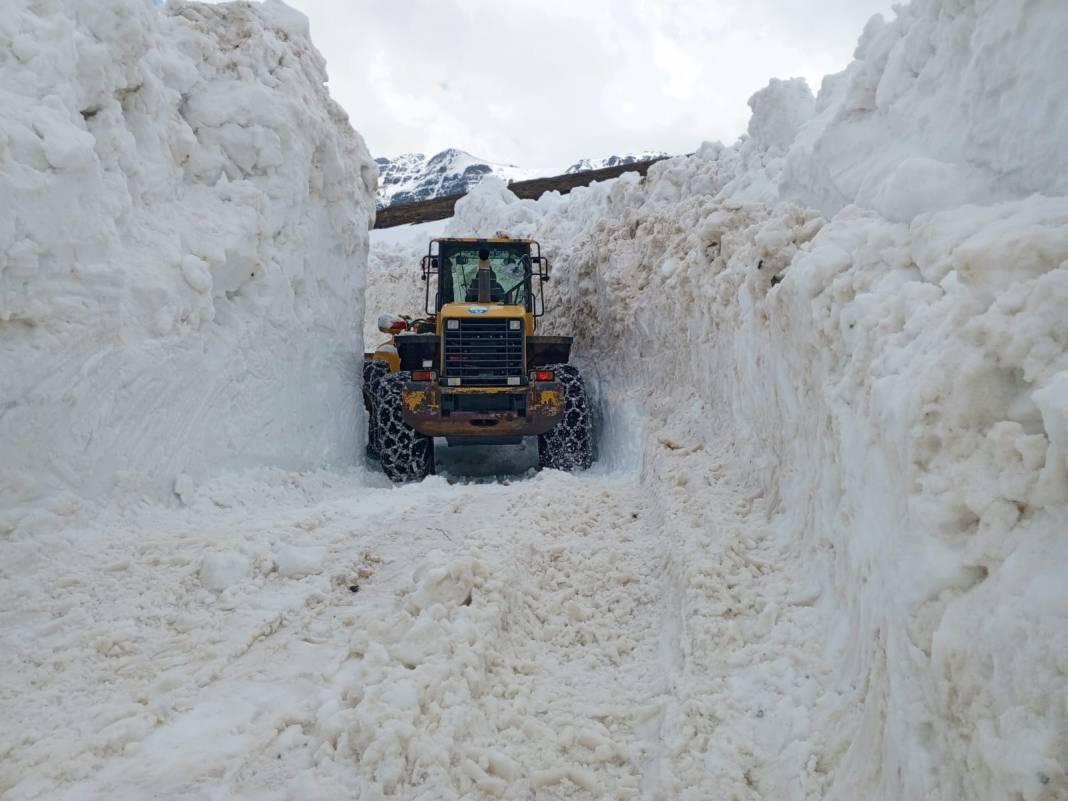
[3,0,1067,799]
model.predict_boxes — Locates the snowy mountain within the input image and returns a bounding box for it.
[373,149,539,207]
[375,148,667,207]
[563,151,668,174]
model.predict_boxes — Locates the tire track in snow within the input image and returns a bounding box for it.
[469,481,667,799]
[638,431,847,801]
[316,438,843,801]
[2,442,844,801]
[288,471,683,800]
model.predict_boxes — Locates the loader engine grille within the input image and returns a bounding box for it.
[443,318,524,386]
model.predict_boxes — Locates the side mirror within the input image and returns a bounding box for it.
[420,256,439,282]
[541,258,552,282]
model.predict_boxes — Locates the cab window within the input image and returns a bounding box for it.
[438,243,532,310]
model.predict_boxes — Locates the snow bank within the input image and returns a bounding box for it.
[550,192,1068,800]
[0,0,377,527]
[364,219,446,349]
[645,0,1068,223]
[782,0,1068,220]
[443,0,1068,795]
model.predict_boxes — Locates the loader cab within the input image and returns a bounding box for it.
[421,238,550,322]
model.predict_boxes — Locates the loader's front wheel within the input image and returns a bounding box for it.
[374,371,435,482]
[538,364,593,472]
[362,360,389,460]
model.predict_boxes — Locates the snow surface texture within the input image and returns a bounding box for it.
[428,0,1068,795]
[0,0,377,528]
[5,457,809,800]
[4,0,1068,799]
[544,190,1068,801]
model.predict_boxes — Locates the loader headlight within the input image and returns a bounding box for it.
[509,319,521,330]
[446,319,459,330]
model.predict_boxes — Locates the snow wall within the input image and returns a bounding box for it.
[0,0,377,528]
[445,0,1068,797]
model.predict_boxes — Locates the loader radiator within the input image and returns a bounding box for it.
[443,318,524,386]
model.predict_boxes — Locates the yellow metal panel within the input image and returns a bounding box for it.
[436,303,535,335]
[400,381,563,437]
[372,347,400,372]
[538,389,561,405]
[403,389,427,411]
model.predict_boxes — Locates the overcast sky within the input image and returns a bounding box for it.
[278,0,896,167]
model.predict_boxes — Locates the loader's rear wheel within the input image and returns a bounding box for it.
[538,364,593,472]
[362,360,389,460]
[374,371,435,482]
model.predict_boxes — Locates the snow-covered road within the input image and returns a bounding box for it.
[2,434,841,800]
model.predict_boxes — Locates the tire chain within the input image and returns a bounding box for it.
[373,371,434,482]
[362,360,390,459]
[538,364,594,471]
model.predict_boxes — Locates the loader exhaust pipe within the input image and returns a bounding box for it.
[477,248,491,303]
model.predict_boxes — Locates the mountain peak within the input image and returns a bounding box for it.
[374,149,668,208]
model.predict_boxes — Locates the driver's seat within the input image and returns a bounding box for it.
[465,278,505,302]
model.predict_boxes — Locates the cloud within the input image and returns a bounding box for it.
[267,0,896,164]
[652,30,700,101]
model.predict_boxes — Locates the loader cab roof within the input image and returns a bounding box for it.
[431,236,537,245]
[428,238,541,313]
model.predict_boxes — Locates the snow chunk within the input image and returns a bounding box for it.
[873,157,993,222]
[259,0,311,38]
[276,544,327,578]
[199,551,251,592]
[746,78,814,151]
[180,256,213,294]
[173,473,195,505]
[1032,371,1068,507]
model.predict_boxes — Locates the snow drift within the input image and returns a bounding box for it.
[0,0,377,529]
[778,0,1068,220]
[713,0,1068,222]
[439,0,1068,797]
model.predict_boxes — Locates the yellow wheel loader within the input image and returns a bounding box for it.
[363,237,593,481]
